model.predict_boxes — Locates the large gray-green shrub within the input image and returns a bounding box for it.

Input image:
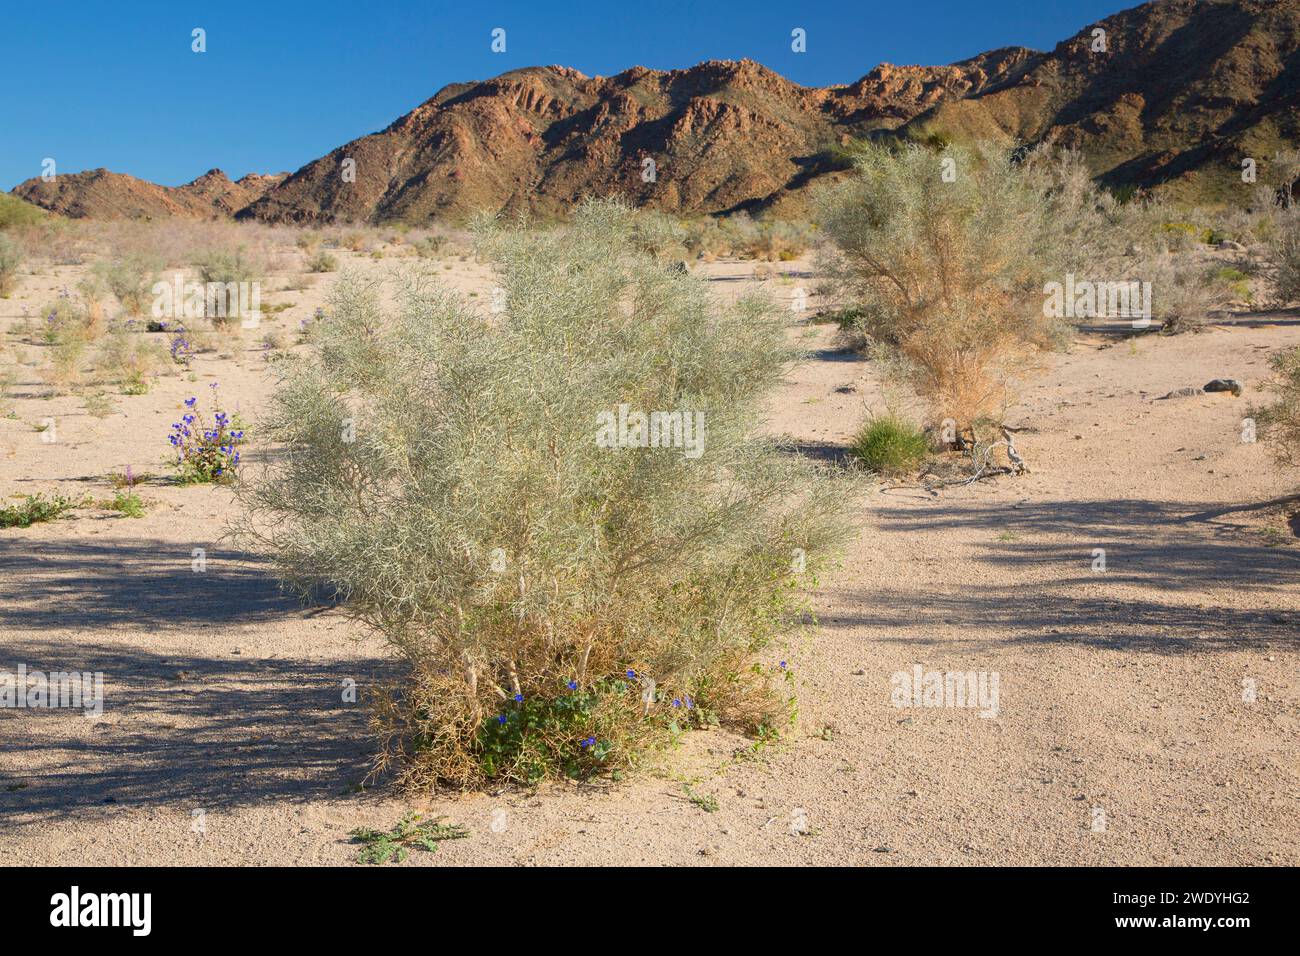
[239,199,853,788]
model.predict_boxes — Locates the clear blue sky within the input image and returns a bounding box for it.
[0,0,1136,191]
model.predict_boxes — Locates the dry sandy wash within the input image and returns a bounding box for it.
[1,240,1297,866]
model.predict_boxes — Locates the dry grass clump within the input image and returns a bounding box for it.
[239,199,854,789]
[817,141,1116,433]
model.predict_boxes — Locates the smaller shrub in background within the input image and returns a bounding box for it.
[76,271,111,326]
[168,385,245,483]
[92,253,162,316]
[410,234,446,259]
[0,234,24,297]
[95,325,166,393]
[850,415,930,475]
[308,250,338,273]
[194,246,262,285]
[630,211,689,260]
[1148,256,1234,334]
[0,493,83,529]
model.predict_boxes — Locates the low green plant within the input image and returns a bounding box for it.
[350,813,469,864]
[0,493,83,529]
[100,486,145,517]
[683,783,719,812]
[850,415,929,475]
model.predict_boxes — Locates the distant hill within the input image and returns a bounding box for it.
[11,168,287,221]
[11,0,1300,223]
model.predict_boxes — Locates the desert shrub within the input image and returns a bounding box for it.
[630,210,689,260]
[295,231,323,253]
[850,415,929,475]
[816,141,1115,431]
[238,199,854,789]
[94,326,166,393]
[1268,148,1300,209]
[168,386,244,483]
[1254,347,1300,468]
[40,294,100,344]
[76,271,111,326]
[194,245,261,285]
[1145,255,1233,334]
[1266,218,1300,305]
[38,295,101,389]
[193,246,263,327]
[308,250,338,273]
[0,234,23,297]
[92,252,162,316]
[410,235,446,259]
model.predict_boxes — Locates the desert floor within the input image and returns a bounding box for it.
[1,241,1297,865]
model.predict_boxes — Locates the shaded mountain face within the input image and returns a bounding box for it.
[897,0,1300,202]
[11,168,287,221]
[11,0,1300,223]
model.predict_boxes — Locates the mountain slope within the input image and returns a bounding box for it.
[239,51,1030,224]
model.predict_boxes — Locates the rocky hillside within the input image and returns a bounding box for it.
[11,168,287,221]
[238,50,1030,223]
[896,0,1300,203]
[11,0,1300,223]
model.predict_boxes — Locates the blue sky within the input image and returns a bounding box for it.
[0,0,1135,191]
